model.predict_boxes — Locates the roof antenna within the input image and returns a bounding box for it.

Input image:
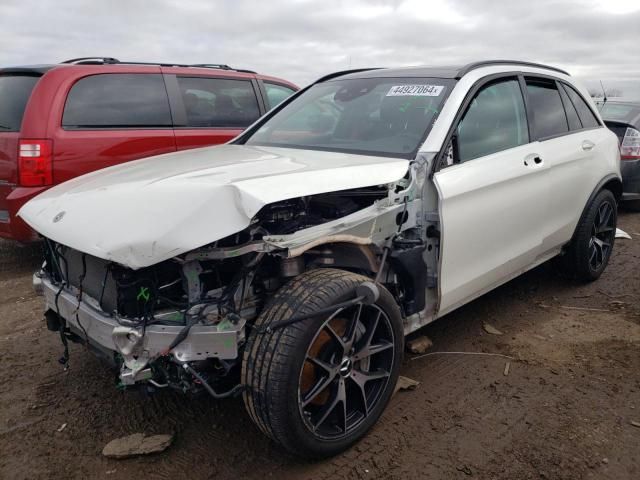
[598,80,608,110]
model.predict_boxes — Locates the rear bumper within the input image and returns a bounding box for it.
[41,276,244,382]
[621,159,640,202]
[0,185,48,242]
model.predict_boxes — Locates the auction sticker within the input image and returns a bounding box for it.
[386,85,444,96]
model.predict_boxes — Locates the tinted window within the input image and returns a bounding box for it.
[558,84,582,130]
[526,78,568,139]
[264,82,296,109]
[245,77,454,158]
[562,84,600,128]
[456,79,529,162]
[0,75,40,132]
[63,74,171,128]
[177,77,260,128]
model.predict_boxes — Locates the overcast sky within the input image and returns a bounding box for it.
[1,0,639,96]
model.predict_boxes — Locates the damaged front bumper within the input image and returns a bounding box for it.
[40,277,245,385]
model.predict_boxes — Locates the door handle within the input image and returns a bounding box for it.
[582,140,595,151]
[524,154,543,167]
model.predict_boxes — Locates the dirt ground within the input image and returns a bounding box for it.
[1,213,639,480]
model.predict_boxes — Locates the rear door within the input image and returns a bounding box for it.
[163,72,264,151]
[435,76,549,315]
[53,71,176,184]
[523,77,608,249]
[0,72,42,220]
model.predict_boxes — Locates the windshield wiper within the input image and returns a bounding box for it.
[0,124,14,130]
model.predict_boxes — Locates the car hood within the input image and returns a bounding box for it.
[19,144,409,269]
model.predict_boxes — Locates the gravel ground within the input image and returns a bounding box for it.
[0,212,639,480]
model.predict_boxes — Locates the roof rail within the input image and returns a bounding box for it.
[456,60,570,78]
[315,68,382,83]
[60,58,256,73]
[62,57,120,65]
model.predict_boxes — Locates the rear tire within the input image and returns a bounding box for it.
[560,189,617,281]
[242,268,403,458]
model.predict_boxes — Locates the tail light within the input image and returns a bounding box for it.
[18,139,53,186]
[620,127,640,160]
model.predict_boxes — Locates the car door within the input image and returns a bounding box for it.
[521,77,609,250]
[434,76,550,315]
[164,73,264,151]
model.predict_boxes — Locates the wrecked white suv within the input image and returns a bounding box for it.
[20,61,621,458]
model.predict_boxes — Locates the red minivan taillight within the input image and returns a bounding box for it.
[621,127,640,160]
[18,139,53,186]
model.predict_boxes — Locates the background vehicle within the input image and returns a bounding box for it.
[0,57,297,241]
[600,101,640,210]
[20,61,621,458]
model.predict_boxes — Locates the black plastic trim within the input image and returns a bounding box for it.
[568,173,622,245]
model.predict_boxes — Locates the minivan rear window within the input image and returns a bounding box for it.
[62,74,172,129]
[0,74,40,132]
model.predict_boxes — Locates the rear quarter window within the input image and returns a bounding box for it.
[561,84,600,129]
[62,74,172,128]
[0,74,40,132]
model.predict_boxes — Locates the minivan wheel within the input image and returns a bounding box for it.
[242,268,403,458]
[563,189,617,281]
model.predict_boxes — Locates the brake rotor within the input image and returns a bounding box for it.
[300,316,347,405]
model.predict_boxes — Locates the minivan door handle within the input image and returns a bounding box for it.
[582,140,595,151]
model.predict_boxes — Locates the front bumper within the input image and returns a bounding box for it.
[41,277,244,382]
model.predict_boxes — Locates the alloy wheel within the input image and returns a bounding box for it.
[298,303,395,440]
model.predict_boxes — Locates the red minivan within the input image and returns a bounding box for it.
[0,57,298,241]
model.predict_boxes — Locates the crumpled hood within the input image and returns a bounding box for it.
[19,144,409,269]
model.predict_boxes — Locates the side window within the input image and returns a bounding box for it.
[557,83,582,131]
[561,84,601,129]
[176,77,260,128]
[62,74,172,128]
[456,78,529,162]
[264,82,296,109]
[525,77,568,139]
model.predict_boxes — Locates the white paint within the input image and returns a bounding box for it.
[18,144,408,269]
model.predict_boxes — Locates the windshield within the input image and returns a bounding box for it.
[243,77,455,158]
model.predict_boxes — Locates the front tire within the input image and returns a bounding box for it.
[562,189,617,281]
[242,268,404,458]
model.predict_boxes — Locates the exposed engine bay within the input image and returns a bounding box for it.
[38,164,439,395]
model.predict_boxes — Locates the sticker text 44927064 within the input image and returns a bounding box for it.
[386,85,444,97]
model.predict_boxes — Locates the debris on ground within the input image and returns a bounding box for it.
[503,362,511,376]
[631,420,640,428]
[102,433,174,459]
[456,465,473,476]
[406,335,433,354]
[483,322,503,335]
[394,376,420,395]
[615,228,632,240]
[56,423,67,432]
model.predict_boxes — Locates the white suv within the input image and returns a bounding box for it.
[20,60,621,458]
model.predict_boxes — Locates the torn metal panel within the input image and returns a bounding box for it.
[263,199,421,257]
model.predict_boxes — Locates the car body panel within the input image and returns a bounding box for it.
[18,144,409,269]
[434,143,550,314]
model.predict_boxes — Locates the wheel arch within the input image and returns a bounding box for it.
[569,174,621,245]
